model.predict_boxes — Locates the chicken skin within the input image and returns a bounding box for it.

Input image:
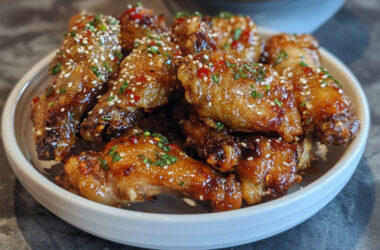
[264,34,360,144]
[79,33,178,141]
[177,50,302,142]
[31,13,121,161]
[211,12,261,62]
[119,3,168,53]
[56,130,243,211]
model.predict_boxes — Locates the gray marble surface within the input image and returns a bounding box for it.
[0,0,379,249]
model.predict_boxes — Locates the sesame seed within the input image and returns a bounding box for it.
[247,157,253,161]
[99,109,104,114]
[60,108,65,112]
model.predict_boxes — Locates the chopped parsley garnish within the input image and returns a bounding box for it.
[234,28,242,41]
[108,95,115,101]
[265,85,271,91]
[152,132,169,144]
[223,42,231,51]
[176,11,191,18]
[98,157,109,171]
[300,100,306,107]
[215,121,225,131]
[274,98,283,107]
[250,85,263,99]
[147,45,160,54]
[91,66,100,78]
[115,51,123,60]
[321,81,328,87]
[218,11,234,18]
[299,61,308,67]
[274,51,288,66]
[212,74,221,84]
[119,81,129,94]
[45,86,53,97]
[51,63,62,75]
[94,15,102,25]
[194,11,202,17]
[107,67,113,73]
[103,117,111,121]
[59,88,66,93]
[226,61,236,68]
[178,181,185,186]
[48,102,54,107]
[108,145,122,162]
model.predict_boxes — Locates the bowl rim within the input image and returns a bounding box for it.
[2,28,370,223]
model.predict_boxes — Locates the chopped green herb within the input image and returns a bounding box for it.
[51,63,62,75]
[91,66,100,78]
[157,141,164,149]
[98,157,109,171]
[134,41,140,48]
[274,98,283,107]
[109,18,118,25]
[215,121,225,131]
[48,102,54,107]
[115,51,123,60]
[99,24,107,31]
[234,28,242,41]
[152,132,169,144]
[218,11,234,18]
[223,42,231,51]
[234,73,241,80]
[194,11,202,17]
[107,67,113,73]
[108,95,115,101]
[212,74,221,84]
[300,100,306,107]
[321,81,328,87]
[319,67,341,87]
[163,145,171,152]
[274,50,288,66]
[226,61,236,68]
[265,85,271,91]
[299,61,308,67]
[143,131,151,136]
[136,2,142,7]
[70,31,76,37]
[147,45,160,54]
[119,81,129,94]
[45,86,53,97]
[250,85,262,99]
[108,145,122,162]
[103,117,111,121]
[306,118,313,125]
[94,15,102,24]
[59,88,66,93]
[176,11,191,18]
[178,181,185,186]
[69,113,74,120]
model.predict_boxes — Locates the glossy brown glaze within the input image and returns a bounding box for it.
[79,33,178,141]
[177,50,302,142]
[171,15,217,56]
[56,130,243,211]
[264,34,360,144]
[119,3,168,53]
[211,13,261,62]
[31,13,121,161]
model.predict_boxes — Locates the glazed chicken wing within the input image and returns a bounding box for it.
[56,130,242,211]
[79,33,178,141]
[31,13,121,161]
[177,50,302,142]
[119,3,168,52]
[211,12,261,62]
[264,34,360,144]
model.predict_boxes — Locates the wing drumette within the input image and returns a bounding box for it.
[211,12,261,62]
[264,34,360,144]
[79,34,179,141]
[119,3,168,52]
[31,13,121,161]
[56,130,242,212]
[177,50,302,142]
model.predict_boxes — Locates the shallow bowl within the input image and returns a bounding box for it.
[1,28,370,249]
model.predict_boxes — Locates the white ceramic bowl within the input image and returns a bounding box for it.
[2,29,370,249]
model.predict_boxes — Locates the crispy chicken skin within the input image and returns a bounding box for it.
[56,130,242,211]
[264,34,360,144]
[171,15,217,55]
[31,13,121,161]
[177,50,302,142]
[80,34,178,141]
[119,3,168,52]
[211,12,261,62]
[180,115,308,205]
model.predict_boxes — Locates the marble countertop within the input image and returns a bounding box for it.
[1,0,379,249]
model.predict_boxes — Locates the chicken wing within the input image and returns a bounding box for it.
[211,11,261,62]
[79,33,178,141]
[264,34,360,144]
[119,3,168,52]
[171,14,217,55]
[56,130,242,211]
[31,13,122,161]
[177,50,302,142]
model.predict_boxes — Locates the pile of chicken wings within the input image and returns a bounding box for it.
[32,3,359,212]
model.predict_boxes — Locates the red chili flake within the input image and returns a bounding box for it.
[32,96,40,104]
[197,67,210,78]
[129,135,138,144]
[242,28,251,43]
[125,7,144,21]
[136,75,146,83]
[231,40,238,49]
[304,67,314,74]
[174,50,182,57]
[175,17,186,24]
[134,95,141,102]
